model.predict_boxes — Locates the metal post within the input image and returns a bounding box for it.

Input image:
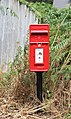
[36,72,43,102]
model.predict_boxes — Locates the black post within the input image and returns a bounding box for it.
[36,72,43,102]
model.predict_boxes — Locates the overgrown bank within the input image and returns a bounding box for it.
[0,2,71,119]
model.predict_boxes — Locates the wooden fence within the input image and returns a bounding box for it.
[0,0,38,71]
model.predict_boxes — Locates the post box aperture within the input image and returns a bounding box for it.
[29,24,50,72]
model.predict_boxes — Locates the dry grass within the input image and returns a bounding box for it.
[0,76,71,119]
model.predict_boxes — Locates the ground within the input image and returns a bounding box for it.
[0,84,71,119]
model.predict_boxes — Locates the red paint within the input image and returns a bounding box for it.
[29,24,50,72]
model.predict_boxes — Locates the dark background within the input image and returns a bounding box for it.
[26,0,53,4]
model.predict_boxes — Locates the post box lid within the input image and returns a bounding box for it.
[30,24,50,43]
[30,24,49,30]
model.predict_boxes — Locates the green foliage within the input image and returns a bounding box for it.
[64,111,71,119]
[26,2,71,92]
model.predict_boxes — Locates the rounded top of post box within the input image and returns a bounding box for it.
[30,24,50,29]
[30,24,50,33]
[29,24,50,43]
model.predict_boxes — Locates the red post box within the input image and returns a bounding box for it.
[29,24,50,72]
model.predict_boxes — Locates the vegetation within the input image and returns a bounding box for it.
[0,1,71,119]
[19,0,53,4]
